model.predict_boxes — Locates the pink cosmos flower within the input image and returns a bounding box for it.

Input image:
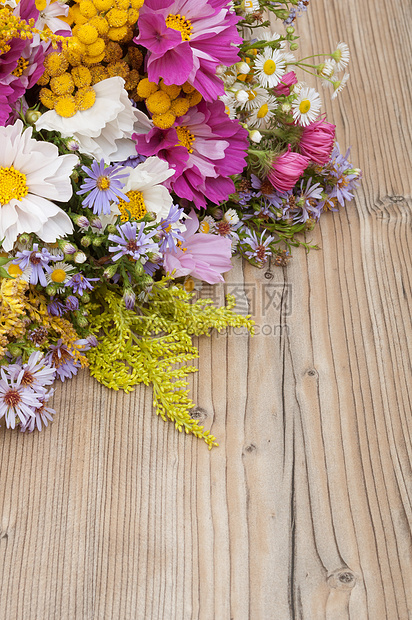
[135,0,241,101]
[134,99,249,208]
[273,71,298,96]
[163,210,232,283]
[267,145,310,193]
[299,118,336,164]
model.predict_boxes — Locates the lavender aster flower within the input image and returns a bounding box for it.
[66,273,99,295]
[243,230,274,265]
[44,340,81,382]
[327,144,361,206]
[123,288,136,309]
[77,158,129,215]
[47,298,66,317]
[65,295,79,311]
[20,389,56,433]
[13,243,53,286]
[8,351,56,393]
[159,204,185,253]
[0,368,41,429]
[108,221,158,262]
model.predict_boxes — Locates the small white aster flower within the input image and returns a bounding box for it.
[249,95,278,128]
[4,259,31,281]
[243,0,259,13]
[292,87,322,127]
[219,94,237,119]
[318,59,335,79]
[236,62,250,75]
[253,48,286,88]
[331,42,350,71]
[223,209,239,225]
[46,261,75,290]
[331,73,350,99]
[199,215,216,234]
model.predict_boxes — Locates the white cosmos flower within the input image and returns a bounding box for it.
[0,120,76,252]
[35,77,152,163]
[292,87,322,127]
[35,0,71,35]
[117,157,175,223]
[254,48,286,88]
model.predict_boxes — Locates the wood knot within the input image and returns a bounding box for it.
[328,569,357,590]
[244,443,257,454]
[189,406,208,423]
[307,369,318,377]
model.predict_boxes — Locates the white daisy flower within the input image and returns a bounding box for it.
[249,95,278,128]
[331,42,350,71]
[46,261,75,291]
[331,73,350,99]
[0,120,76,252]
[117,157,175,223]
[253,48,286,88]
[292,87,322,127]
[318,59,335,79]
[199,216,216,234]
[35,77,152,163]
[233,84,267,111]
[243,0,259,13]
[219,94,237,119]
[4,259,31,282]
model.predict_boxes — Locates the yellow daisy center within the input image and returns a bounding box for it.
[263,59,276,75]
[257,103,269,118]
[165,14,193,41]
[8,264,23,277]
[51,268,67,283]
[97,176,111,190]
[299,99,311,114]
[12,57,29,77]
[175,126,195,153]
[118,190,147,221]
[248,90,257,101]
[0,166,28,205]
[199,221,210,233]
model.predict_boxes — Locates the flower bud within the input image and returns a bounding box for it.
[82,292,91,303]
[134,261,144,277]
[71,169,79,183]
[92,236,104,247]
[45,283,58,296]
[249,129,262,144]
[123,288,136,310]
[286,26,295,34]
[66,138,80,151]
[103,264,118,279]
[236,62,250,75]
[72,214,90,228]
[80,236,91,247]
[65,295,79,311]
[58,239,77,254]
[74,251,87,264]
[18,233,32,246]
[75,312,88,328]
[235,89,249,104]
[90,217,102,230]
[290,43,299,51]
[25,109,42,125]
[106,224,117,234]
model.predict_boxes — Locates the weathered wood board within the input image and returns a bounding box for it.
[0,0,411,617]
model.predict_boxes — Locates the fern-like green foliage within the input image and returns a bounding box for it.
[86,277,254,448]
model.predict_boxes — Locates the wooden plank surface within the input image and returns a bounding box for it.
[0,0,411,618]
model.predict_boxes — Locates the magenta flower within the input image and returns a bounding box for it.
[135,0,241,101]
[299,118,336,165]
[273,71,298,96]
[268,146,310,193]
[163,210,232,283]
[134,99,249,208]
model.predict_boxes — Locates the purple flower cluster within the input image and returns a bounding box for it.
[0,352,56,431]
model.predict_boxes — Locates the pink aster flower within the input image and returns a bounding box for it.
[267,145,310,193]
[0,368,42,429]
[135,0,241,101]
[273,71,298,96]
[299,118,336,165]
[134,99,249,208]
[163,210,232,283]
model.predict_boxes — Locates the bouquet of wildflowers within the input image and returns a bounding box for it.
[0,0,361,445]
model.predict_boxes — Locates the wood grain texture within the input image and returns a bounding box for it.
[0,0,411,618]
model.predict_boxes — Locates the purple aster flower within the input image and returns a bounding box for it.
[286,178,324,223]
[108,221,158,262]
[77,158,129,215]
[20,388,56,432]
[44,340,81,382]
[13,243,53,286]
[66,273,99,295]
[135,0,241,101]
[0,367,41,429]
[47,298,66,317]
[159,204,185,252]
[251,174,284,210]
[327,144,361,206]
[243,230,274,265]
[8,351,56,393]
[134,99,249,208]
[65,295,79,311]
[123,288,136,309]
